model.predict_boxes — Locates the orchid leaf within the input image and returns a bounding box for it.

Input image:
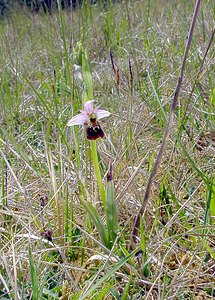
[80,197,109,248]
[105,166,118,248]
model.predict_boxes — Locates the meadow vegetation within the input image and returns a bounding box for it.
[0,0,214,299]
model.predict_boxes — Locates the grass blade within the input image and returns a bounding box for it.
[79,248,139,300]
[28,243,39,300]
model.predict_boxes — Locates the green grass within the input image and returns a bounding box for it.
[0,0,215,299]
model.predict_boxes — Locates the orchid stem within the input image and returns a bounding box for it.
[91,140,106,208]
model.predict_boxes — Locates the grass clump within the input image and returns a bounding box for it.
[0,0,214,299]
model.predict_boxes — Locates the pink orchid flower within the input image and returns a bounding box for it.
[67,100,111,140]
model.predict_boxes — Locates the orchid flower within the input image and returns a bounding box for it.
[67,100,111,140]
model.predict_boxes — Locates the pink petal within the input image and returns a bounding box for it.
[96,109,111,120]
[79,110,88,114]
[84,100,94,113]
[67,113,88,126]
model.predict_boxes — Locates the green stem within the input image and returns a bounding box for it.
[91,140,106,208]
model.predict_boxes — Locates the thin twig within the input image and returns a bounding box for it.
[130,0,202,250]
[179,26,215,129]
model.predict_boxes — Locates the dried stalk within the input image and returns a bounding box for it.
[130,0,202,249]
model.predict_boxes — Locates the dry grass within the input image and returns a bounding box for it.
[0,0,215,299]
